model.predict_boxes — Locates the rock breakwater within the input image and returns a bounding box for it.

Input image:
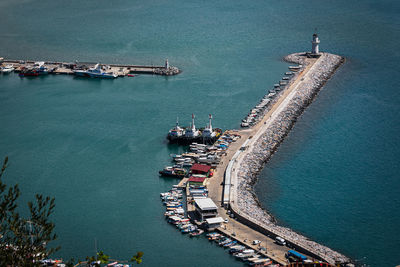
[231,53,349,264]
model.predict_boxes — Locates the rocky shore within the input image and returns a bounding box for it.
[231,53,349,264]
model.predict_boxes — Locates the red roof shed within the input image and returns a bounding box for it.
[188,176,207,183]
[191,164,211,174]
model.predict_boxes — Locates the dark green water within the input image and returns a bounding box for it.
[1,0,399,266]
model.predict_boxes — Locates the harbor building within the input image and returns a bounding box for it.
[190,163,212,176]
[194,198,218,222]
[205,217,224,230]
[188,176,207,187]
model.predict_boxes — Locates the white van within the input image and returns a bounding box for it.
[275,236,286,246]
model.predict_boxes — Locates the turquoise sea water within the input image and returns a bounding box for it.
[0,0,399,266]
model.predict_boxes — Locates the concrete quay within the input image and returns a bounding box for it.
[0,58,181,76]
[207,52,350,265]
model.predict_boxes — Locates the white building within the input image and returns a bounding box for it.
[194,198,218,222]
[206,217,224,230]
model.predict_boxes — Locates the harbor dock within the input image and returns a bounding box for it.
[211,52,349,265]
[159,34,351,266]
[0,58,181,77]
[160,53,350,266]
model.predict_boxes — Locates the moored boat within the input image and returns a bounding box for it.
[73,64,117,78]
[159,166,187,178]
[19,67,39,77]
[0,64,15,73]
[167,117,185,141]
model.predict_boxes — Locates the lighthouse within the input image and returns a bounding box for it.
[165,58,170,69]
[311,33,321,56]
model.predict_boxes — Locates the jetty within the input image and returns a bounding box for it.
[211,52,349,265]
[160,34,353,266]
[211,50,350,265]
[0,57,180,77]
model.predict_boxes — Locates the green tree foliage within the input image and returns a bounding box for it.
[0,157,143,266]
[131,251,144,264]
[0,157,59,266]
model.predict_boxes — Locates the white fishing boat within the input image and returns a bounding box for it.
[184,114,200,138]
[202,114,217,138]
[74,64,117,78]
[167,117,185,141]
[0,64,15,73]
[33,61,49,75]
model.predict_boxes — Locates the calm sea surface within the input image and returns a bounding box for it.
[0,0,399,266]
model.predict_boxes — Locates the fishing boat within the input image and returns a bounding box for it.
[184,114,200,139]
[0,64,14,73]
[288,65,301,71]
[73,64,117,78]
[33,61,49,75]
[167,117,185,141]
[189,229,204,237]
[19,67,39,77]
[202,114,217,138]
[229,245,245,254]
[159,166,187,178]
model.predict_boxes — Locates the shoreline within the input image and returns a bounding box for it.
[228,52,349,264]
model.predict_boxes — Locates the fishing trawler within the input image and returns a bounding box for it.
[166,114,221,145]
[167,117,185,142]
[33,61,49,75]
[183,114,200,140]
[159,166,187,178]
[73,64,117,78]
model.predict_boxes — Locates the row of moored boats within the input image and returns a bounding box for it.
[205,232,277,266]
[159,133,240,178]
[241,65,303,128]
[0,62,119,78]
[161,187,204,237]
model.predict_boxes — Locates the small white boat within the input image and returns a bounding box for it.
[1,65,15,73]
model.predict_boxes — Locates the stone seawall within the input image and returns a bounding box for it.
[230,53,349,264]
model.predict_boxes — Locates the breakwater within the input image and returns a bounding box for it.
[228,53,350,264]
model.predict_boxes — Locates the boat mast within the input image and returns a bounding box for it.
[208,114,213,132]
[191,114,196,132]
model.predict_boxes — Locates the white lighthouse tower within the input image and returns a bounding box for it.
[165,58,170,69]
[311,33,321,56]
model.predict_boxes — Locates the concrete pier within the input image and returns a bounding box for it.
[206,52,350,265]
[0,58,181,76]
